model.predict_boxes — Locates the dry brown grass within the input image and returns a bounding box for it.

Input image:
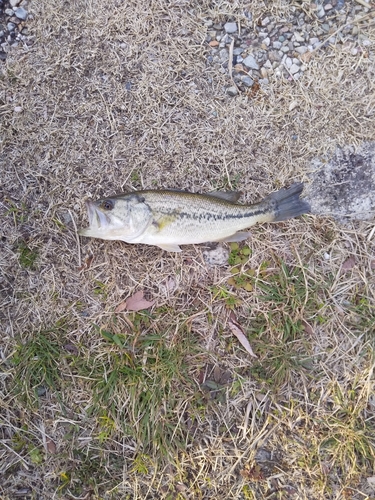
[1,0,375,498]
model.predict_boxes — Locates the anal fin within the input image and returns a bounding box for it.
[218,231,251,243]
[157,243,182,252]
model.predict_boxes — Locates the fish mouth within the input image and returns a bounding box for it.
[79,201,110,236]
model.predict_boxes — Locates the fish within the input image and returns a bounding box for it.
[78,183,310,252]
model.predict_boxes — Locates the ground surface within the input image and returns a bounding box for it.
[1,0,375,499]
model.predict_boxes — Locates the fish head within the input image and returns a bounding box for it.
[79,193,152,241]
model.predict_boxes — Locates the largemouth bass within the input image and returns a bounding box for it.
[79,183,310,252]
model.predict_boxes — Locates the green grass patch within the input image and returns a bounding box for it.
[75,318,203,457]
[16,240,38,269]
[247,261,319,388]
[11,330,63,405]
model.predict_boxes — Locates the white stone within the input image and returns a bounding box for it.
[285,57,292,68]
[290,63,300,74]
[293,32,305,43]
[10,0,21,6]
[224,22,237,34]
[295,46,308,54]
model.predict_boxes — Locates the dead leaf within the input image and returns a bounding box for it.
[115,290,155,313]
[301,320,314,335]
[77,254,94,271]
[233,63,246,72]
[341,255,356,273]
[300,51,313,63]
[228,311,257,358]
[46,438,56,454]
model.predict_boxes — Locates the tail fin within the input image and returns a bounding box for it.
[265,183,310,222]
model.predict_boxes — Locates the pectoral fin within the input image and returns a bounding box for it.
[157,243,182,252]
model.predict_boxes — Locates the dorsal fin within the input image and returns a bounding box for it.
[206,191,242,202]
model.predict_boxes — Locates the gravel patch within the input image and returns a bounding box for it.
[0,0,33,60]
[204,1,374,95]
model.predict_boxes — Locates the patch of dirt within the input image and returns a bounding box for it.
[305,142,375,221]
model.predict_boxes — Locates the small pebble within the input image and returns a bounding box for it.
[10,0,21,6]
[226,86,238,96]
[295,46,308,54]
[242,54,259,70]
[293,32,305,43]
[224,22,237,34]
[316,5,325,18]
[290,63,300,74]
[14,106,23,112]
[273,41,282,49]
[241,76,253,87]
[14,7,28,21]
[262,17,270,27]
[5,8,14,16]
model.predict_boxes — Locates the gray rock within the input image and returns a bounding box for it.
[10,0,21,6]
[7,22,15,31]
[316,5,325,18]
[5,8,14,16]
[222,34,232,44]
[309,37,319,45]
[203,245,230,266]
[241,76,253,87]
[233,47,244,56]
[15,7,28,21]
[219,48,228,62]
[272,41,282,49]
[295,46,308,54]
[224,22,237,34]
[243,54,259,70]
[226,86,238,97]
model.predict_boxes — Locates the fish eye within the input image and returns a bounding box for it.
[101,200,114,211]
